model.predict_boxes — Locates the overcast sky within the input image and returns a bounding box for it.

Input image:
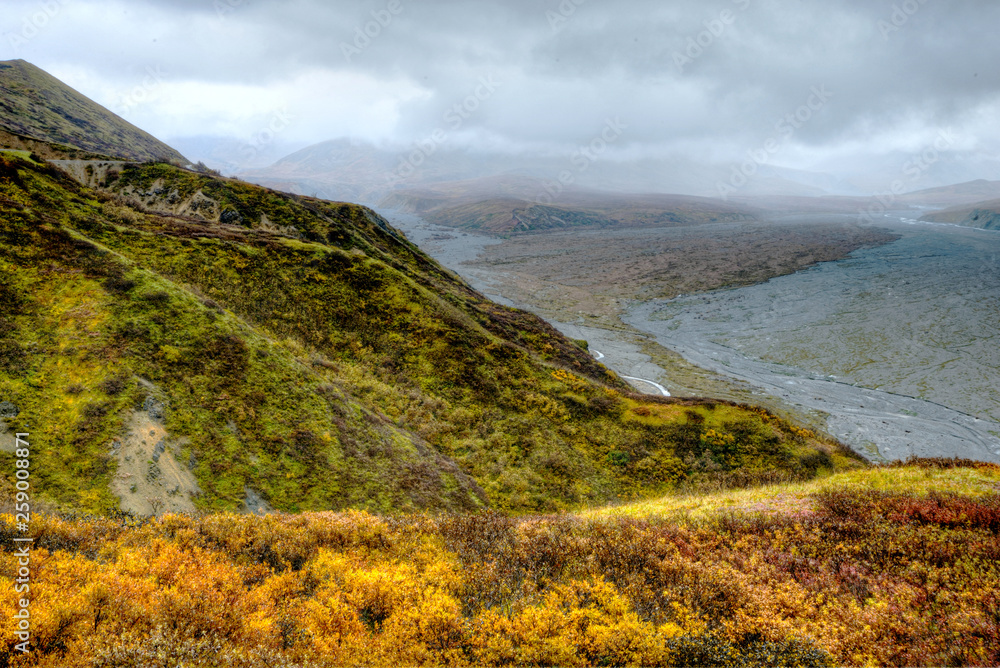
[3,0,998,172]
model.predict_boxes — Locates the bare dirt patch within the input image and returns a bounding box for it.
[0,421,16,454]
[110,406,200,517]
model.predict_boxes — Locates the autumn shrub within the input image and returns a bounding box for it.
[3,468,999,666]
[664,634,836,668]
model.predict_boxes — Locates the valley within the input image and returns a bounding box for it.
[382,209,1000,465]
[4,41,1000,665]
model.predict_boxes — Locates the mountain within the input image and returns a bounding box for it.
[814,150,1000,195]
[238,138,402,203]
[236,137,851,204]
[0,59,187,163]
[899,179,1000,209]
[167,134,308,173]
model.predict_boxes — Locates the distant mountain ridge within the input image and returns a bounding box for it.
[235,137,845,203]
[902,179,1000,208]
[0,59,187,163]
[381,177,758,234]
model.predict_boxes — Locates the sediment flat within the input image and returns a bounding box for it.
[625,216,1000,463]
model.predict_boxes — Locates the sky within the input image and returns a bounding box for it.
[2,0,999,179]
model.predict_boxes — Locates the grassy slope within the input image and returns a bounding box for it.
[588,457,1000,521]
[0,152,859,516]
[0,60,187,163]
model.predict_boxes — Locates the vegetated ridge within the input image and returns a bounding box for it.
[0,145,861,517]
[0,59,187,164]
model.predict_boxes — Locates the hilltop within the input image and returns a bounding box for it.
[0,59,186,163]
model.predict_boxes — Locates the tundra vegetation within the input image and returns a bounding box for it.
[1,459,998,666]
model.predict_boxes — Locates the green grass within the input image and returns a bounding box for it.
[0,148,33,162]
[588,461,1000,522]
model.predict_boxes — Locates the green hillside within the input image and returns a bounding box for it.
[0,148,860,516]
[0,59,186,163]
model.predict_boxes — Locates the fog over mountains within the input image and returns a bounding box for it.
[4,0,999,202]
[224,135,1000,207]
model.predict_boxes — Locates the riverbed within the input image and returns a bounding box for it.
[626,215,1000,463]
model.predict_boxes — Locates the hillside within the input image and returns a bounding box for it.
[919,197,1000,230]
[2,458,997,666]
[900,179,1000,209]
[0,147,858,517]
[0,60,186,164]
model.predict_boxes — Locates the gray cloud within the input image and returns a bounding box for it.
[2,0,998,175]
